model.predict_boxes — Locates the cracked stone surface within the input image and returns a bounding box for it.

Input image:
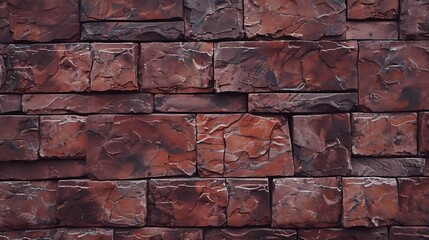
[248,93,357,113]
[9,0,79,42]
[40,115,87,158]
[0,0,9,43]
[205,228,297,240]
[0,116,39,161]
[81,0,183,21]
[214,41,357,92]
[184,0,243,40]
[0,95,21,113]
[22,93,153,114]
[81,22,184,41]
[293,114,351,176]
[351,158,426,177]
[90,43,138,91]
[115,228,202,240]
[54,228,113,240]
[390,226,429,240]
[419,112,429,154]
[359,41,429,111]
[87,114,196,180]
[226,178,270,226]
[352,113,417,156]
[299,227,388,240]
[0,181,57,230]
[346,22,398,39]
[140,42,213,93]
[147,178,227,226]
[244,0,346,40]
[400,0,429,39]
[0,229,57,240]
[347,0,398,19]
[398,177,429,225]
[272,177,341,227]
[196,114,293,177]
[3,43,91,93]
[342,177,399,227]
[57,180,147,227]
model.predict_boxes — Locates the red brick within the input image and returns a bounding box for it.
[0,229,56,240]
[298,227,388,240]
[398,177,429,225]
[347,0,398,19]
[114,228,202,240]
[390,226,429,240]
[205,228,297,240]
[419,112,429,154]
[0,95,20,113]
[351,158,426,177]
[400,0,429,39]
[54,228,113,240]
[346,22,398,39]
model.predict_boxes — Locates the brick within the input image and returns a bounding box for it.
[0,1,9,43]
[342,177,398,227]
[272,177,341,227]
[390,226,429,240]
[298,227,388,240]
[400,0,429,39]
[140,42,213,93]
[40,115,86,158]
[87,114,196,180]
[9,0,79,42]
[205,229,297,240]
[4,43,91,93]
[352,113,417,156]
[57,180,147,227]
[359,41,429,111]
[351,158,426,177]
[22,93,153,114]
[248,93,357,113]
[0,229,56,240]
[0,95,20,113]
[346,22,398,40]
[81,22,184,41]
[398,177,429,225]
[80,0,183,21]
[184,0,243,40]
[0,116,39,161]
[147,178,227,226]
[54,228,113,240]
[114,228,202,240]
[155,94,246,113]
[419,112,429,154]
[215,41,357,92]
[226,178,270,226]
[0,181,57,230]
[347,0,398,19]
[90,43,138,91]
[196,114,293,177]
[293,114,351,176]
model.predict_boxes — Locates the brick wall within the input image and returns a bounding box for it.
[0,0,428,239]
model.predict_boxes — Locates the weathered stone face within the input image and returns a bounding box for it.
[0,95,20,113]
[390,226,429,240]
[419,112,429,154]
[54,228,114,240]
[298,228,388,240]
[346,22,398,40]
[114,228,203,240]
[400,0,429,39]
[0,229,57,240]
[351,158,426,177]
[205,229,297,240]
[398,178,429,225]
[347,0,398,19]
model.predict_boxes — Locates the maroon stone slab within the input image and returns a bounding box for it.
[298,227,388,240]
[54,228,114,240]
[114,228,202,240]
[347,0,398,19]
[390,226,429,240]
[398,177,429,225]
[351,158,426,177]
[400,0,429,39]
[205,228,297,240]
[0,95,21,113]
[346,22,398,39]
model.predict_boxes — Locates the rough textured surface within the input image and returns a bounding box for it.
[347,0,398,19]
[272,177,341,227]
[205,228,297,240]
[398,177,429,225]
[299,227,388,240]
[400,0,429,39]
[419,112,429,154]
[0,229,57,240]
[390,226,429,240]
[155,94,246,112]
[215,41,357,92]
[0,95,20,113]
[346,22,398,40]
[196,114,293,177]
[351,158,426,177]
[0,0,9,43]
[54,228,114,240]
[114,228,202,240]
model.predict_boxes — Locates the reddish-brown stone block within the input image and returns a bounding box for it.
[0,181,57,230]
[184,0,243,40]
[346,22,398,39]
[293,114,352,176]
[40,115,86,158]
[4,44,91,93]
[196,114,293,177]
[398,177,429,225]
[215,41,357,92]
[352,113,417,156]
[0,95,20,113]
[80,0,183,21]
[272,177,341,227]
[0,0,9,43]
[351,158,426,177]
[0,116,39,161]
[419,112,429,154]
[140,42,213,93]
[0,229,56,240]
[90,43,138,91]
[400,0,429,39]
[342,177,398,227]
[226,178,270,226]
[57,180,147,227]
[147,178,227,226]
[205,228,297,240]
[22,93,153,114]
[359,41,429,111]
[87,114,196,180]
[54,228,113,240]
[298,227,388,240]
[347,0,398,19]
[114,228,202,240]
[390,226,429,240]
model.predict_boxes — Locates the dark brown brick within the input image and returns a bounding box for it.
[298,227,388,240]
[0,229,56,240]
[205,228,297,240]
[419,112,429,154]
[400,0,429,39]
[351,158,426,177]
[54,228,113,240]
[0,95,20,113]
[0,0,9,43]
[347,0,398,19]
[390,226,429,240]
[346,22,398,39]
[114,228,202,240]
[398,177,429,225]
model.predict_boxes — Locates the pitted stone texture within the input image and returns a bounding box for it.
[0,0,9,43]
[9,0,79,42]
[272,177,341,227]
[346,22,398,39]
[140,42,213,93]
[342,177,398,227]
[352,113,417,156]
[0,95,20,113]
[184,0,243,40]
[147,178,227,226]
[419,112,429,154]
[87,114,196,180]
[359,41,429,111]
[57,180,147,227]
[347,0,398,19]
[248,93,357,113]
[91,43,138,91]
[244,0,346,40]
[398,177,429,225]
[205,228,297,240]
[390,226,429,240]
[115,228,202,240]
[351,158,426,177]
[0,116,39,161]
[22,93,153,114]
[81,22,184,41]
[298,227,388,240]
[215,41,357,92]
[40,115,86,158]
[54,228,113,240]
[400,0,429,39]
[0,229,56,240]
[226,178,270,226]
[81,0,183,21]
[4,44,91,93]
[293,114,351,176]
[0,181,57,230]
[196,114,293,177]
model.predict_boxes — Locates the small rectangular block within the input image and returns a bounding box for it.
[346,22,398,40]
